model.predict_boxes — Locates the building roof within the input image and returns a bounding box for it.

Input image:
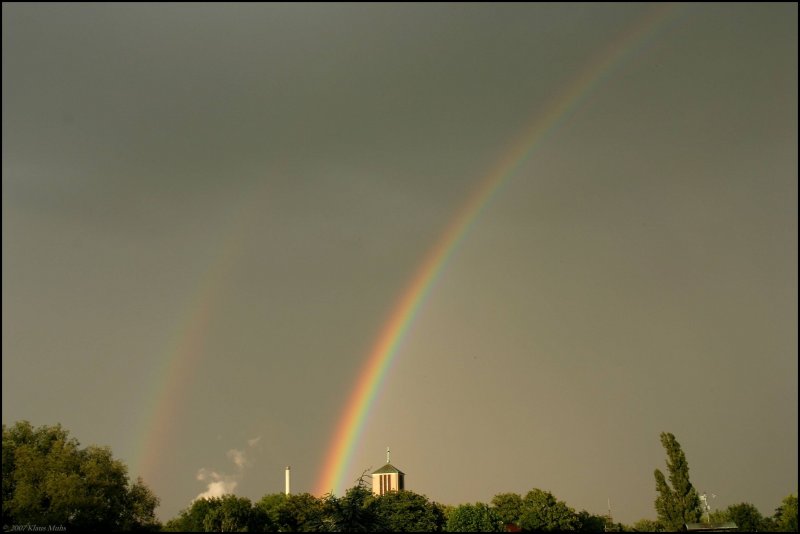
[371,463,405,475]
[684,522,738,531]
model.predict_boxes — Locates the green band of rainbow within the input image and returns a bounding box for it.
[315,3,683,496]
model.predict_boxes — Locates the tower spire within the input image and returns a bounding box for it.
[387,446,390,464]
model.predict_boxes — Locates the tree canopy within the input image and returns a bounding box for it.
[2,420,159,531]
[773,494,798,533]
[709,502,771,532]
[491,492,523,527]
[445,502,505,532]
[369,489,446,532]
[518,488,581,531]
[256,492,328,532]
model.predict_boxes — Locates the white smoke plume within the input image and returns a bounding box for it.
[194,469,238,501]
[227,448,247,469]
[193,437,260,502]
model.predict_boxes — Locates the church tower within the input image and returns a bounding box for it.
[371,447,405,496]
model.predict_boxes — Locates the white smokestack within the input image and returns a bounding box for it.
[285,466,291,495]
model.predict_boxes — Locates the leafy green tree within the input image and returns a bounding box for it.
[518,488,580,531]
[441,504,456,525]
[491,492,523,527]
[204,495,256,532]
[445,502,505,532]
[255,492,326,532]
[166,495,270,532]
[576,510,610,532]
[709,502,769,532]
[123,477,162,531]
[773,494,798,532]
[2,421,160,531]
[653,432,702,531]
[323,482,381,532]
[164,497,214,531]
[762,517,779,532]
[371,489,446,532]
[708,508,729,524]
[255,493,286,528]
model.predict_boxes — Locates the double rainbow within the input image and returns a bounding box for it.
[132,3,683,498]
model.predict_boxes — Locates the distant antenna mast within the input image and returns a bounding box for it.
[386,446,390,464]
[605,498,613,532]
[700,492,717,523]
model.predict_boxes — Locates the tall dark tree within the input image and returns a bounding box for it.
[653,432,702,531]
[2,421,160,531]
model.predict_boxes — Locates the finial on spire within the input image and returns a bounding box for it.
[387,446,390,464]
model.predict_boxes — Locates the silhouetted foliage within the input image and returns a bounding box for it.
[164,497,213,532]
[322,477,382,532]
[575,509,611,532]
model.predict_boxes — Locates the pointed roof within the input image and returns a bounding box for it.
[371,463,405,475]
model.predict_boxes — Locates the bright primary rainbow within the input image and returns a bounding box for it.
[314,4,683,496]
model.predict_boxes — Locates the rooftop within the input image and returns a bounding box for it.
[371,463,405,475]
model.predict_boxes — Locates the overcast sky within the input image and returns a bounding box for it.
[3,2,797,525]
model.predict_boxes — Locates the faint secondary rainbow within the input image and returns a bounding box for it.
[315,3,684,496]
[132,178,270,484]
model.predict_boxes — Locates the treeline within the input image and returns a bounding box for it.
[162,485,616,532]
[2,421,797,532]
[161,485,798,532]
